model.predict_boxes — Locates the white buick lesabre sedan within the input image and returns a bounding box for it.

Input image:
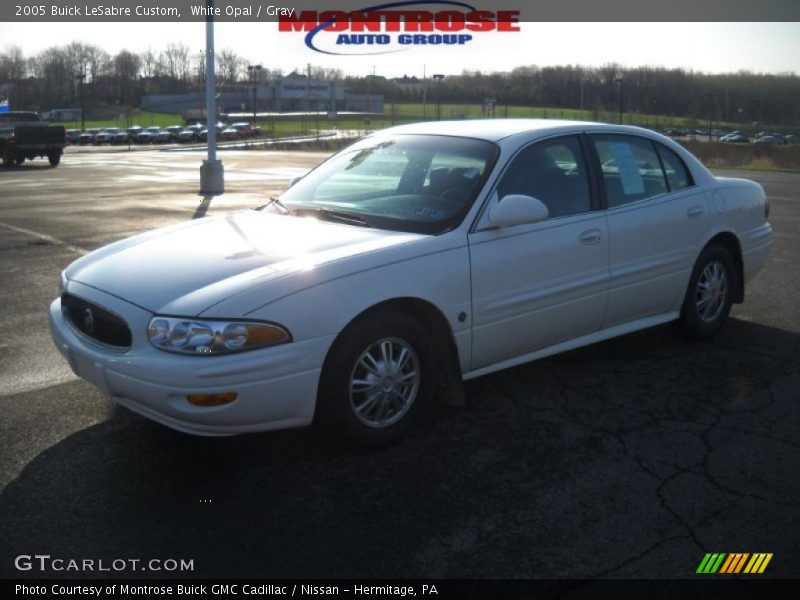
[49,120,773,445]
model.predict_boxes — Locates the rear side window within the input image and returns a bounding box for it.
[655,144,693,191]
[591,135,668,208]
[496,135,591,219]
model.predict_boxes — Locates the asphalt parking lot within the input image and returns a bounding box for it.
[0,147,798,579]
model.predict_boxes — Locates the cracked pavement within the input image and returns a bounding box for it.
[0,151,798,579]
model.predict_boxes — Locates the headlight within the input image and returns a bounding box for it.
[147,317,291,355]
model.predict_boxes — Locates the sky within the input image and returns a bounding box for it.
[0,21,799,78]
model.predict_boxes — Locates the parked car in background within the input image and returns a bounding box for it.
[177,128,197,143]
[136,126,162,144]
[78,128,101,145]
[784,134,800,145]
[754,135,785,145]
[165,125,184,141]
[112,131,130,145]
[65,129,81,145]
[94,128,121,145]
[153,129,173,144]
[177,123,205,143]
[127,125,143,139]
[720,133,750,144]
[220,126,240,140]
[50,120,773,445]
[198,124,225,142]
[231,122,261,138]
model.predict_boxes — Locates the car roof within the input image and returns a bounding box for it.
[376,118,716,185]
[378,119,666,143]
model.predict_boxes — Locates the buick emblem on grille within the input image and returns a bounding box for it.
[83,307,95,333]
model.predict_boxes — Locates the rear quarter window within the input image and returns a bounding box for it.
[655,143,694,191]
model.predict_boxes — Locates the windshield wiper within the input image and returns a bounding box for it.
[255,196,291,214]
[292,207,371,228]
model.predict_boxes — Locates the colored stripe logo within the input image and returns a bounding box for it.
[696,553,773,574]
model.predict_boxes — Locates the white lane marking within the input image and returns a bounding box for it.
[0,221,89,255]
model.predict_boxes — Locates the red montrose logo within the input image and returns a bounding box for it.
[278,1,520,55]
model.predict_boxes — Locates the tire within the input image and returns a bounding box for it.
[679,244,735,339]
[48,151,61,167]
[2,145,13,168]
[316,310,434,447]
[14,155,25,166]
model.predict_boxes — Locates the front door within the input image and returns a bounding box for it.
[468,135,609,370]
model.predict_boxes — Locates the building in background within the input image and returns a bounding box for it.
[141,76,383,119]
[41,108,83,121]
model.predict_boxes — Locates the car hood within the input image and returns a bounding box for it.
[66,210,424,315]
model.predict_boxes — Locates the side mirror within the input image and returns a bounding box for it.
[488,194,549,228]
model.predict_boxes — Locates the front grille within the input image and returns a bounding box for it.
[62,293,132,349]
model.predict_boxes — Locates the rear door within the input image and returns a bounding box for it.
[588,134,707,327]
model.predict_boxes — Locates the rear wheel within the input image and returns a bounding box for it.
[316,310,434,447]
[679,244,735,339]
[14,155,25,166]
[48,150,61,167]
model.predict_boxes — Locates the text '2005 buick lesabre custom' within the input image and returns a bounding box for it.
[49,120,773,445]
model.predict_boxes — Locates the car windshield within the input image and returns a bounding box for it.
[278,134,498,234]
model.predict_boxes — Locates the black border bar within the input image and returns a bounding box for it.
[2,0,800,22]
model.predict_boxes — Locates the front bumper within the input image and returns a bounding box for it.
[49,286,334,436]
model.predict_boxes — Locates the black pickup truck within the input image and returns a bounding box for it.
[0,111,66,167]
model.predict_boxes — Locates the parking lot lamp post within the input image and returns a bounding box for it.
[433,74,445,120]
[76,72,86,131]
[615,78,624,124]
[200,0,224,194]
[707,93,715,141]
[248,64,262,125]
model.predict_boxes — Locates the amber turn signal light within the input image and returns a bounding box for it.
[187,392,237,407]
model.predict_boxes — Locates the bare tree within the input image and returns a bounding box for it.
[217,48,243,84]
[114,50,141,105]
[140,47,157,79]
[163,42,191,81]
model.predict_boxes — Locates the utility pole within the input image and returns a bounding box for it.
[433,74,445,120]
[76,72,86,131]
[707,93,715,142]
[615,77,624,125]
[422,65,426,119]
[248,64,262,125]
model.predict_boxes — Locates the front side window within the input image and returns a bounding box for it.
[591,135,668,208]
[495,135,591,218]
[279,134,498,234]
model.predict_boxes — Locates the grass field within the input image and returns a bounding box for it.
[683,141,800,171]
[52,103,765,134]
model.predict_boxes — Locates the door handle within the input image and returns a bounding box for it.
[579,229,602,245]
[687,206,705,218]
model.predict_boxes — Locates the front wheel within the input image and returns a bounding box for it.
[316,310,434,447]
[679,244,735,339]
